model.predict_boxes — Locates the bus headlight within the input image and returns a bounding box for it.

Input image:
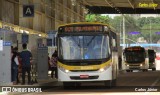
[140,64,143,66]
[65,69,70,73]
[99,68,105,72]
[59,66,70,73]
[99,65,110,72]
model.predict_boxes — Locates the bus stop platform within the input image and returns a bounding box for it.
[0,77,58,86]
[15,78,57,86]
[0,78,58,95]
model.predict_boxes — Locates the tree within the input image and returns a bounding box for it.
[85,14,111,24]
[141,23,160,43]
[137,17,160,43]
[85,14,160,43]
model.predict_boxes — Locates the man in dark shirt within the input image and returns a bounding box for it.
[20,43,32,85]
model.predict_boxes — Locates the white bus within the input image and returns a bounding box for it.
[123,46,149,72]
[57,22,119,88]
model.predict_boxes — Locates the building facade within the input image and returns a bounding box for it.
[0,0,85,33]
[0,0,86,60]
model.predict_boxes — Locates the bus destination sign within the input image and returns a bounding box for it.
[127,47,142,51]
[63,26,103,32]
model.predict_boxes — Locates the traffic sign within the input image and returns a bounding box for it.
[23,5,34,17]
[3,41,12,46]
[0,40,3,51]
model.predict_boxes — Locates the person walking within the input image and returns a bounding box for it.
[50,50,58,79]
[19,43,32,85]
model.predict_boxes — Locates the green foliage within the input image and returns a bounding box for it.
[85,14,160,43]
[85,14,111,24]
[141,23,160,43]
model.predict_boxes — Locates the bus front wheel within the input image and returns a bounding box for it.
[152,68,156,71]
[104,80,112,88]
[63,82,76,89]
[126,70,130,72]
[142,69,148,72]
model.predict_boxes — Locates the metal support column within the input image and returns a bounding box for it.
[122,16,126,49]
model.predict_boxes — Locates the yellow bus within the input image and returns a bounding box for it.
[57,22,119,88]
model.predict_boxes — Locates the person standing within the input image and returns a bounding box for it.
[11,48,19,85]
[19,43,32,85]
[50,50,58,79]
[14,47,21,84]
[11,47,19,85]
[48,53,51,71]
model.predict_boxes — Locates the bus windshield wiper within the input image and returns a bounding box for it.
[86,36,96,46]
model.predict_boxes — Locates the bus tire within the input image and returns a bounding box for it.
[152,68,156,71]
[142,69,146,72]
[76,82,81,87]
[126,70,130,72]
[104,80,112,88]
[112,79,117,87]
[63,82,76,89]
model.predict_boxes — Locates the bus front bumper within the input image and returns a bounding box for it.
[125,64,148,70]
[58,66,112,82]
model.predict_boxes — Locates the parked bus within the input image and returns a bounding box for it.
[123,46,149,72]
[57,22,119,88]
[148,49,156,71]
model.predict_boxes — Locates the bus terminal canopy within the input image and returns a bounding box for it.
[82,0,160,14]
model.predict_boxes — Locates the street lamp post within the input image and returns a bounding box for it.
[122,16,126,49]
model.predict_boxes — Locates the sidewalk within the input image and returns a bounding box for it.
[14,77,57,86]
[12,71,57,86]
[0,76,58,95]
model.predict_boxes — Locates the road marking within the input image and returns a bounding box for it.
[151,77,160,87]
[143,77,160,95]
[120,75,143,85]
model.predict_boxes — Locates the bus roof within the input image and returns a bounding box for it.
[59,22,108,27]
[58,22,117,33]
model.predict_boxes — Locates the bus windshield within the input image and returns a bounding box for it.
[124,51,145,63]
[59,35,110,60]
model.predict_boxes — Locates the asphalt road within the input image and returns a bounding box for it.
[46,70,160,91]
[7,70,160,95]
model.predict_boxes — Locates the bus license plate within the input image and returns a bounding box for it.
[80,75,89,78]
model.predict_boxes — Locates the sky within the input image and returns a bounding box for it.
[101,14,159,18]
[101,14,121,18]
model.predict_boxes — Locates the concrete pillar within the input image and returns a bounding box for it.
[14,2,19,25]
[0,0,2,20]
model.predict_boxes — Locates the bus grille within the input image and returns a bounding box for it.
[70,69,99,72]
[70,76,99,80]
[129,64,140,66]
